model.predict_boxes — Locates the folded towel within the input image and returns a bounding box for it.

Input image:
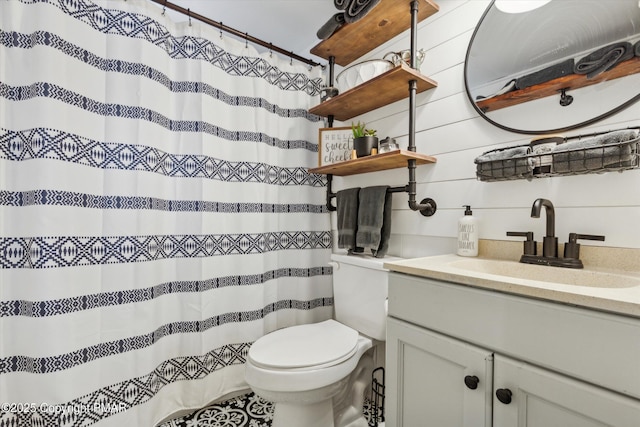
[552,129,638,153]
[515,59,575,90]
[475,79,516,101]
[337,188,363,253]
[317,12,346,40]
[552,129,639,173]
[356,186,391,257]
[475,146,532,180]
[334,0,350,10]
[344,0,381,24]
[574,42,634,79]
[475,146,530,163]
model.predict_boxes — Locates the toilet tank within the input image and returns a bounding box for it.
[330,253,403,341]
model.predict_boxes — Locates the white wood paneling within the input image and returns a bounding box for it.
[331,0,640,251]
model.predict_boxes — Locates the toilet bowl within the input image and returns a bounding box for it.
[244,253,402,427]
[245,320,374,427]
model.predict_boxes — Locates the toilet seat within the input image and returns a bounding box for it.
[248,320,358,371]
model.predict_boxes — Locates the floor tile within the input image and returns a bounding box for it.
[160,392,382,426]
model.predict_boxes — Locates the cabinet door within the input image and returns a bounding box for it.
[493,354,640,427]
[386,317,493,427]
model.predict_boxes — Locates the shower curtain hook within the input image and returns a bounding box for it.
[162,0,167,15]
[219,23,223,39]
[269,43,273,58]
[290,52,293,66]
[245,33,249,49]
[187,8,192,26]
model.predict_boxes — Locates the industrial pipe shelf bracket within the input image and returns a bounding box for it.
[319,0,436,218]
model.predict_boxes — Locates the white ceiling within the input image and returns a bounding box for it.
[160,0,338,64]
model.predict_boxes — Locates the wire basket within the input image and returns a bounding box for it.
[475,128,640,182]
[368,367,385,427]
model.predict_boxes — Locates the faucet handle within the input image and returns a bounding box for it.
[507,231,537,256]
[564,233,605,259]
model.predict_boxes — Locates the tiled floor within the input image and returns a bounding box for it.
[160,392,381,427]
[160,393,272,427]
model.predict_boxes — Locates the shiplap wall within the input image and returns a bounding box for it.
[328,0,640,257]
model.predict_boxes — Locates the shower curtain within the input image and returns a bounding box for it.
[0,0,332,425]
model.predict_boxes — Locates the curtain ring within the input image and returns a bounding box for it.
[188,8,192,26]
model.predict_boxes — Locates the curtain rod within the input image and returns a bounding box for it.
[148,0,322,67]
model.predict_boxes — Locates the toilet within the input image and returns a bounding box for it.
[244,253,400,427]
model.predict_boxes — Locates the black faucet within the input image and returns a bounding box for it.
[507,198,605,269]
[530,198,557,258]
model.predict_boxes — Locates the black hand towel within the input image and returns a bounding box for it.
[344,0,381,24]
[334,0,351,10]
[337,188,363,253]
[515,58,575,90]
[574,42,634,79]
[317,12,346,40]
[356,186,391,257]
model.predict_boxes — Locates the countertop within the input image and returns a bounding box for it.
[384,253,640,318]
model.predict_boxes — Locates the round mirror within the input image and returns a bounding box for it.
[464,0,640,134]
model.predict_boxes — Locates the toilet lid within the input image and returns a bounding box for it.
[248,320,358,370]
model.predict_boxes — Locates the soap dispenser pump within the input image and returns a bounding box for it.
[457,205,478,257]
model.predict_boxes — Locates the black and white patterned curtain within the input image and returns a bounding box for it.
[0,0,332,425]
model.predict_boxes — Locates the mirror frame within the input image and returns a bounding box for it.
[464,0,640,135]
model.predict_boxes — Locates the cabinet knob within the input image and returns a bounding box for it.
[464,375,479,390]
[495,388,512,404]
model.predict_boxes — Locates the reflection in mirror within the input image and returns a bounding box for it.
[465,0,640,134]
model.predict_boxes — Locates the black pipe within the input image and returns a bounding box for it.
[328,56,336,128]
[324,182,406,210]
[388,185,409,193]
[326,174,337,212]
[406,0,435,216]
[410,0,418,71]
[329,56,336,86]
[408,0,418,153]
[149,0,321,67]
[408,81,417,153]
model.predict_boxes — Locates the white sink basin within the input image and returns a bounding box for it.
[384,254,640,317]
[449,258,640,288]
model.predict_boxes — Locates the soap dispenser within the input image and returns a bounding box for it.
[457,205,478,257]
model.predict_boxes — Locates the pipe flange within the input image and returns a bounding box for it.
[419,198,437,217]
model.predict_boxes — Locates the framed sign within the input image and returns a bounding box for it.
[318,127,353,167]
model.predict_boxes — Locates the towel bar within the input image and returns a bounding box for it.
[324,175,437,217]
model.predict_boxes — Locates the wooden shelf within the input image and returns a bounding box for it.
[309,149,436,176]
[476,57,640,113]
[309,63,437,121]
[311,0,439,66]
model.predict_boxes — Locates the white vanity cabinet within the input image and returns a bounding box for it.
[386,272,640,427]
[492,355,640,427]
[386,317,493,426]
